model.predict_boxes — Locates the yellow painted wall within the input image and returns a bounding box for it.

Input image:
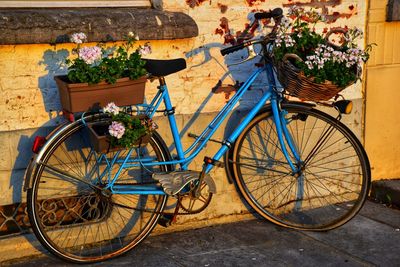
[365,0,400,180]
[0,0,368,245]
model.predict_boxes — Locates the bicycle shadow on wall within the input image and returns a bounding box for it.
[170,40,268,145]
[178,8,273,149]
[180,41,270,156]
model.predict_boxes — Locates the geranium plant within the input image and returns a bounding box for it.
[66,32,152,84]
[102,102,157,148]
[273,6,373,88]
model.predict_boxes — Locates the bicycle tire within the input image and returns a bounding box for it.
[230,103,370,231]
[27,114,172,263]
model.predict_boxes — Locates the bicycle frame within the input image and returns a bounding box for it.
[103,59,302,195]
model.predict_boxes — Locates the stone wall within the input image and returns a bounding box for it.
[0,0,367,241]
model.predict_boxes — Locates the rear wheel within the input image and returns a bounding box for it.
[230,104,370,231]
[27,114,172,263]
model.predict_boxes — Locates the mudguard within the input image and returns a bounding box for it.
[23,117,90,191]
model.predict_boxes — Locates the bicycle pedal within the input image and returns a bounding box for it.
[153,170,200,196]
[157,213,174,227]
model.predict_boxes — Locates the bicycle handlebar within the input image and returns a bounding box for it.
[254,8,283,20]
[220,42,247,56]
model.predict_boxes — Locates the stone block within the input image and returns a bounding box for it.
[0,61,16,78]
[0,133,11,171]
[0,169,26,206]
[1,76,38,91]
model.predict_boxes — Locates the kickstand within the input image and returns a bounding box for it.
[157,197,182,227]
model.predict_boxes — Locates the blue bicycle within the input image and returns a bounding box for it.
[25,8,370,263]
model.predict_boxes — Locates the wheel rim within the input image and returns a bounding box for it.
[29,117,168,262]
[233,107,369,230]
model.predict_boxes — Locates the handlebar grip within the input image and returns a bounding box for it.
[220,43,246,56]
[254,8,283,20]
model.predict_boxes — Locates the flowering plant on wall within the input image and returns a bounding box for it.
[102,102,157,148]
[66,32,152,84]
[273,6,373,88]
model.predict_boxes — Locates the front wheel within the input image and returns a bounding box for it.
[230,104,371,231]
[27,114,172,263]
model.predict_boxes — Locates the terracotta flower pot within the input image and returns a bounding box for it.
[87,122,151,154]
[54,75,147,113]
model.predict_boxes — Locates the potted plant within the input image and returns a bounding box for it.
[55,32,152,113]
[273,6,374,101]
[87,102,158,153]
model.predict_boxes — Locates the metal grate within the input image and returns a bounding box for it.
[0,202,30,236]
[0,194,109,237]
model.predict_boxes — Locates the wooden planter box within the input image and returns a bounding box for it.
[55,75,147,113]
[87,122,151,154]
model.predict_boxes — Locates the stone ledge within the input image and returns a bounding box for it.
[370,179,400,207]
[0,8,198,45]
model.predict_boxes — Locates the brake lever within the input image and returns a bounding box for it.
[227,44,258,66]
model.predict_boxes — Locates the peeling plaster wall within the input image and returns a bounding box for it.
[0,0,367,225]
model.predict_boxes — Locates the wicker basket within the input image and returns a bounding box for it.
[275,53,357,101]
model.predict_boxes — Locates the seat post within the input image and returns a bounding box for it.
[157,75,186,165]
[158,76,166,86]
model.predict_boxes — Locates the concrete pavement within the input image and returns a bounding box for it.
[3,200,400,266]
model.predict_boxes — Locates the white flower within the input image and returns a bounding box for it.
[70,32,87,44]
[128,31,139,40]
[284,35,296,47]
[280,16,291,29]
[305,60,314,70]
[103,102,120,115]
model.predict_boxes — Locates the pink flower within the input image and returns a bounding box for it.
[109,121,125,139]
[70,32,87,44]
[78,46,102,65]
[103,102,120,115]
[138,43,152,56]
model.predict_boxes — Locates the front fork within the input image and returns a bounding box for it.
[271,98,304,210]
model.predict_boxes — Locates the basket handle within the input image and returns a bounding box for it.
[282,53,303,64]
[325,28,348,48]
